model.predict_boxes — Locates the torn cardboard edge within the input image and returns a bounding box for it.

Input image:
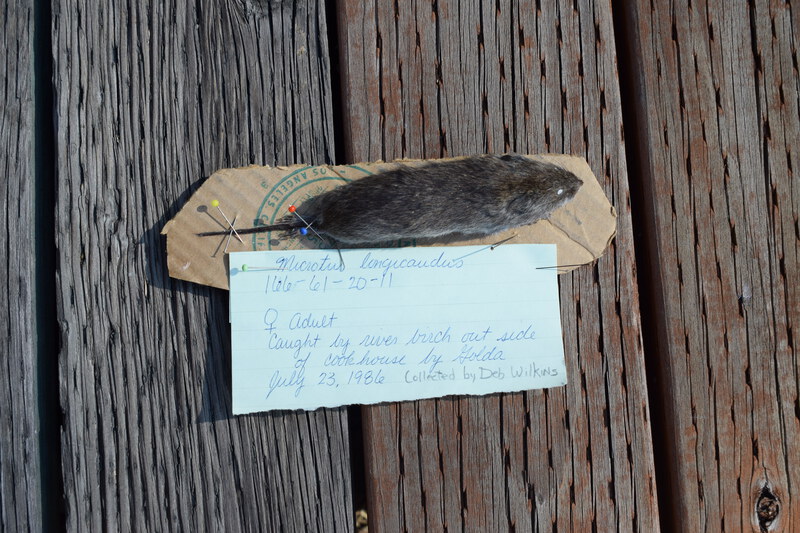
[161,154,617,290]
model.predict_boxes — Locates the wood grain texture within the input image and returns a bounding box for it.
[52,1,350,530]
[0,2,43,531]
[337,1,659,530]
[623,1,799,531]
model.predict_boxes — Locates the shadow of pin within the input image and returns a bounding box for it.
[197,204,226,230]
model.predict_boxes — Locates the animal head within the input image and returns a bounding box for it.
[505,160,583,219]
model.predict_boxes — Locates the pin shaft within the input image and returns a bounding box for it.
[224,214,239,253]
[216,205,243,243]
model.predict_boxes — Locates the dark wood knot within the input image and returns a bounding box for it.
[756,486,779,531]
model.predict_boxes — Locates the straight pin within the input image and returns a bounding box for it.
[240,264,283,272]
[451,234,519,262]
[288,205,345,268]
[224,214,239,253]
[490,234,518,250]
[287,205,325,241]
[211,199,243,243]
[535,263,586,270]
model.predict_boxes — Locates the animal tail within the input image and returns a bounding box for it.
[196,220,303,237]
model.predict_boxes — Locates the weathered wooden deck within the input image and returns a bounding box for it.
[1,0,797,531]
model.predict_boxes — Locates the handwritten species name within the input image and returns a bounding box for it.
[274,253,344,273]
[359,251,464,276]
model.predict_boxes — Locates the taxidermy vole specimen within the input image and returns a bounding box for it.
[198,154,582,245]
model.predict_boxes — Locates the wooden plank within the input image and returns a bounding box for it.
[337,1,659,530]
[622,1,799,531]
[0,2,43,531]
[1,1,43,531]
[52,1,351,530]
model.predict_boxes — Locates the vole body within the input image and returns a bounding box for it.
[199,154,582,244]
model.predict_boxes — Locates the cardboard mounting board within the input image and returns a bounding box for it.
[161,154,617,290]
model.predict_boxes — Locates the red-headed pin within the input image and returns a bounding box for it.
[287,204,343,268]
[288,205,322,240]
